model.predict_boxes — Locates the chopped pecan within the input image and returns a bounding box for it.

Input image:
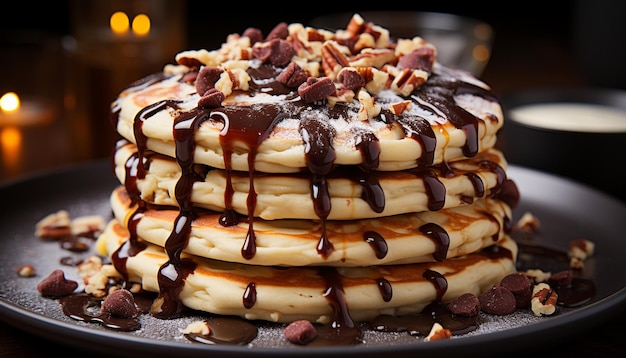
[424,322,451,342]
[514,211,541,233]
[35,210,71,240]
[531,282,558,316]
[388,100,412,115]
[525,269,552,284]
[321,41,350,79]
[181,320,211,335]
[37,269,78,297]
[349,48,396,68]
[391,68,428,96]
[175,49,212,67]
[16,264,36,277]
[357,90,381,121]
[71,215,105,239]
[568,239,595,260]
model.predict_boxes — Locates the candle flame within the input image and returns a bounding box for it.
[110,11,151,37]
[1,126,22,170]
[0,92,21,113]
[132,14,151,36]
[110,11,130,35]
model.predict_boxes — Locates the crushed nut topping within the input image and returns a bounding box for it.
[16,264,36,277]
[514,211,541,233]
[531,282,558,316]
[424,322,452,342]
[180,320,211,335]
[165,14,441,111]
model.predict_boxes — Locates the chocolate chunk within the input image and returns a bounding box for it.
[397,47,435,72]
[36,269,78,297]
[298,77,335,103]
[101,289,139,318]
[338,68,365,91]
[242,27,263,45]
[265,22,289,41]
[548,270,574,288]
[198,88,225,108]
[500,272,532,308]
[479,285,517,315]
[447,293,481,316]
[284,319,317,344]
[195,66,224,96]
[277,62,307,88]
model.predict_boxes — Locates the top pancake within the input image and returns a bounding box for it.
[110,14,504,174]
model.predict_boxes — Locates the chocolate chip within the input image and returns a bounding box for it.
[198,88,225,108]
[284,319,317,344]
[195,66,224,96]
[479,285,517,315]
[548,270,574,288]
[265,22,289,41]
[397,47,435,72]
[101,289,139,318]
[337,68,365,91]
[242,27,263,45]
[500,272,532,308]
[36,269,78,297]
[447,293,481,316]
[276,62,307,88]
[252,39,295,67]
[181,71,198,84]
[297,77,335,103]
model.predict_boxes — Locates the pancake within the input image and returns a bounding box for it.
[109,185,513,266]
[110,14,504,174]
[114,139,510,220]
[95,218,518,323]
[83,13,523,334]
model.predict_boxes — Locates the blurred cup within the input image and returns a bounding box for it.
[496,87,626,202]
[310,11,494,77]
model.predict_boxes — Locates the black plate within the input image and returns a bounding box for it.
[0,160,625,358]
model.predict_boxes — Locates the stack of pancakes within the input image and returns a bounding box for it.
[96,14,520,326]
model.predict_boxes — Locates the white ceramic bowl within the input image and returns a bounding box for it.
[496,87,626,202]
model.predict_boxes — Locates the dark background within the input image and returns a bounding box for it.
[3,0,625,92]
[1,2,625,356]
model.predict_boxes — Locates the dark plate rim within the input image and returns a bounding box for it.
[1,161,625,357]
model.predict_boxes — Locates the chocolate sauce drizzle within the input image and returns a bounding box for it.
[106,61,511,337]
